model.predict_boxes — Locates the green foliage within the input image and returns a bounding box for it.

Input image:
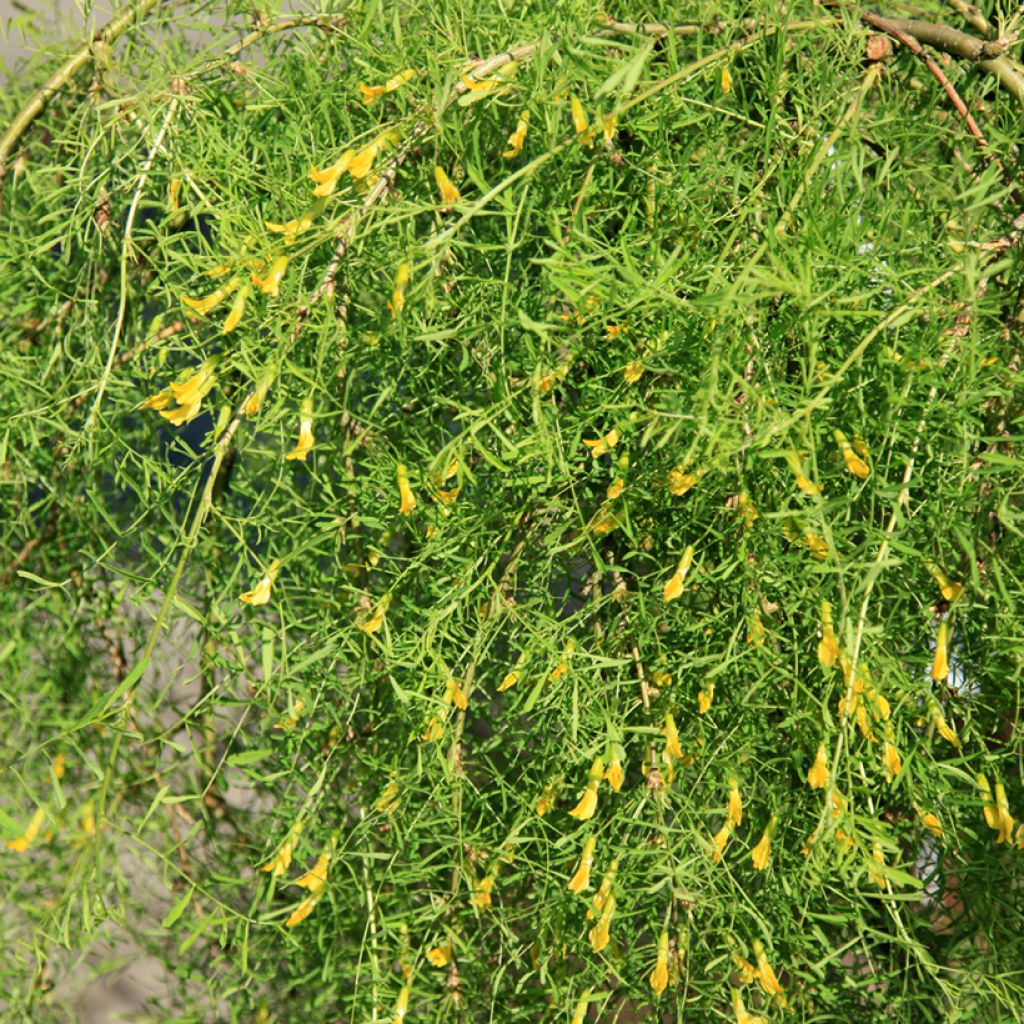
[2,1,1024,1021]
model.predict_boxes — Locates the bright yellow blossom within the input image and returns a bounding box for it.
[582,427,620,457]
[932,705,961,748]
[623,360,644,383]
[662,713,684,761]
[243,377,269,417]
[994,781,1015,843]
[650,930,670,996]
[392,983,410,1023]
[818,601,840,668]
[285,894,319,927]
[570,991,591,1024]
[357,593,392,636]
[181,278,238,315]
[834,429,870,478]
[882,741,902,782]
[241,561,280,606]
[567,835,596,893]
[170,361,216,407]
[426,944,451,967]
[260,818,303,876]
[727,777,743,828]
[140,392,170,410]
[310,150,355,197]
[222,285,249,333]
[722,65,733,93]
[389,262,411,317]
[396,463,416,515]
[5,807,46,853]
[569,757,604,821]
[698,681,714,714]
[376,781,400,814]
[251,255,289,297]
[421,716,443,743]
[471,874,494,909]
[868,842,886,888]
[808,743,829,789]
[434,166,461,205]
[358,68,415,106]
[604,747,624,792]
[711,822,731,863]
[927,563,963,604]
[916,806,942,836]
[932,619,951,682]
[663,545,695,602]
[751,816,776,870]
[588,891,615,951]
[285,401,315,461]
[753,939,787,1006]
[667,466,699,496]
[570,96,588,136]
[502,111,530,158]
[732,988,768,1024]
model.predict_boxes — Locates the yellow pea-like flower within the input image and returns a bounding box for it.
[868,842,886,888]
[727,777,743,828]
[181,277,239,315]
[915,806,942,836]
[140,392,170,410]
[388,262,411,317]
[397,463,416,515]
[570,991,591,1024]
[808,742,829,789]
[732,988,768,1024]
[927,563,963,604]
[567,835,596,893]
[471,874,494,909]
[817,600,840,668]
[932,619,951,682]
[882,741,902,782]
[357,593,392,637]
[570,96,588,135]
[295,848,332,893]
[310,149,355,196]
[662,712,683,760]
[285,894,319,927]
[623,360,644,383]
[834,429,870,479]
[392,983,410,1023]
[251,255,289,297]
[582,427,620,457]
[348,140,381,180]
[663,545,695,602]
[426,944,451,967]
[5,807,47,853]
[241,560,280,606]
[738,492,759,527]
[751,816,776,870]
[601,111,617,143]
[169,360,217,408]
[243,376,270,417]
[260,818,303,876]
[421,716,443,743]
[588,892,615,951]
[606,478,625,500]
[994,781,1015,843]
[358,68,414,106]
[803,531,830,560]
[221,284,249,334]
[978,773,999,830]
[649,930,670,996]
[667,466,699,496]
[285,400,315,462]
[498,668,520,692]
[569,757,604,820]
[604,747,624,792]
[434,166,461,205]
[753,939,788,1007]
[697,681,714,714]
[460,74,498,93]
[502,111,530,158]
[711,822,731,863]
[932,705,961,748]
[721,66,732,94]
[536,779,558,817]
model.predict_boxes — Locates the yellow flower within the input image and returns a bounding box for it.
[498,668,520,692]
[751,817,776,870]
[622,360,644,383]
[376,781,400,814]
[785,451,822,495]
[5,807,46,853]
[649,930,670,996]
[159,401,201,426]
[817,600,840,667]
[915,806,942,837]
[721,65,732,94]
[243,377,269,417]
[978,773,1000,830]
[218,284,247,333]
[753,939,787,1006]
[421,716,443,743]
[396,463,416,515]
[260,818,303,876]
[570,991,591,1024]
[140,392,171,410]
[570,96,588,135]
[662,712,683,760]
[502,111,530,158]
[536,779,558,816]
[604,748,624,792]
[803,531,830,559]
[732,988,768,1024]
[392,983,410,1023]
[711,822,731,863]
[349,141,380,180]
[738,493,759,527]
[994,781,1015,843]
[310,149,355,196]
[601,111,617,143]
[932,705,961,748]
[181,278,239,315]
[358,67,414,106]
[285,413,315,462]
[667,466,699,496]
[251,255,289,297]
[170,361,217,408]
[808,742,828,789]
[471,874,494,909]
[241,561,280,606]
[932,619,950,682]
[443,678,469,711]
[357,594,391,636]
[882,741,902,782]
[567,835,596,893]
[569,757,604,821]
[663,545,695,602]
[286,894,319,927]
[295,848,332,893]
[460,73,497,93]
[52,752,66,779]
[606,478,625,500]
[588,892,615,951]
[697,681,714,714]
[389,261,411,317]
[434,166,461,205]
[927,563,963,604]
[834,429,870,479]
[727,777,743,828]
[747,611,765,647]
[582,427,620,457]
[426,944,451,967]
